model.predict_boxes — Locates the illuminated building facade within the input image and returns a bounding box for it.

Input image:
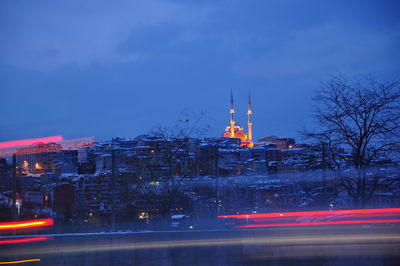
[16,143,79,175]
[222,91,254,147]
[258,136,296,150]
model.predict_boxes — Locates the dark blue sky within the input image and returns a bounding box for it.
[1,0,399,142]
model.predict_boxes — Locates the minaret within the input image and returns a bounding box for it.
[247,91,253,145]
[230,90,235,137]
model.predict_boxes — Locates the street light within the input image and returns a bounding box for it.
[15,199,21,218]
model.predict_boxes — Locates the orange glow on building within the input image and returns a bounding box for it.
[34,162,42,170]
[44,195,49,208]
[222,91,254,147]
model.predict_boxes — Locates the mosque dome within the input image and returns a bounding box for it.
[221,91,254,147]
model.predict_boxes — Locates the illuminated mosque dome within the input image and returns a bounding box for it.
[222,91,254,147]
[223,124,247,140]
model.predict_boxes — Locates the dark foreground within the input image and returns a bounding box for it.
[1,224,400,265]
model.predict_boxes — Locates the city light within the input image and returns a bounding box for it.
[34,163,42,170]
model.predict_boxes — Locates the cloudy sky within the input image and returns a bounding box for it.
[0,0,399,142]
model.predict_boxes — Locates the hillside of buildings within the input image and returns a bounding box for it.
[1,135,399,232]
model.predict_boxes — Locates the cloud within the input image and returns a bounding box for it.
[0,0,211,71]
[0,0,398,141]
[231,21,400,79]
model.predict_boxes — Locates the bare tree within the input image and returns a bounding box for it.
[151,109,210,178]
[131,110,210,219]
[308,74,400,207]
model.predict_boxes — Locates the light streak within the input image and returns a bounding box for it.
[0,219,53,231]
[218,208,400,219]
[0,259,40,264]
[0,234,399,257]
[249,211,400,222]
[0,136,63,149]
[0,237,50,245]
[0,136,95,157]
[235,219,400,228]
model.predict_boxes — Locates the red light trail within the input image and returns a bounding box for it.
[218,208,400,229]
[0,219,53,231]
[0,136,63,149]
[247,212,400,223]
[235,219,400,228]
[0,237,51,245]
[218,208,400,219]
[0,136,95,157]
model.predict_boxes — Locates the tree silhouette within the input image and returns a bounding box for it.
[307,75,400,207]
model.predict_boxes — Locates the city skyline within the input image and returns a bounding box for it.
[0,2,399,264]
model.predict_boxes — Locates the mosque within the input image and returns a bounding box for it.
[222,91,254,147]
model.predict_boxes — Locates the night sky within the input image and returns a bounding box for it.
[1,0,399,142]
